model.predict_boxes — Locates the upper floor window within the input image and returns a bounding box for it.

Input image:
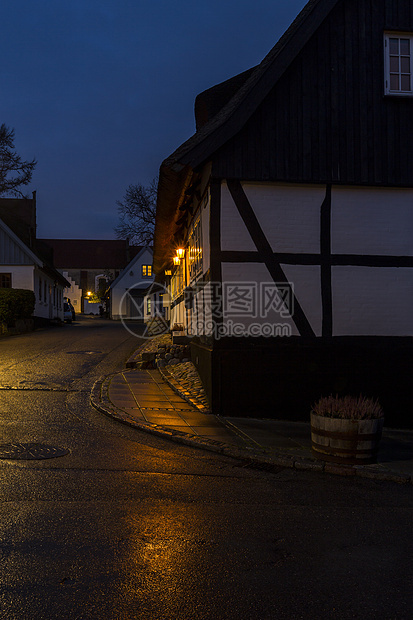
[142,264,152,278]
[0,273,12,288]
[187,215,203,282]
[384,33,413,96]
[170,261,184,301]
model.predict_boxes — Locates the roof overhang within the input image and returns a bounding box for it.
[153,161,193,276]
[152,0,341,276]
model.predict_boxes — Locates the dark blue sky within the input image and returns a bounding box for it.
[2,0,307,239]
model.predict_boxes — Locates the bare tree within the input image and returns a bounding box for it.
[114,178,157,245]
[0,124,37,197]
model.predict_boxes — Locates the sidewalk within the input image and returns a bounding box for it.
[91,364,413,485]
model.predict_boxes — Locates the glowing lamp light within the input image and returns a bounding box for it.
[165,270,172,276]
[87,291,92,297]
[173,256,181,266]
[176,248,185,259]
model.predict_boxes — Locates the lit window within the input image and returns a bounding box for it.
[170,261,184,301]
[142,265,152,277]
[0,273,12,288]
[188,216,203,281]
[384,33,413,96]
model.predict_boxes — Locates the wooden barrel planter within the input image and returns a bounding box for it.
[310,413,384,464]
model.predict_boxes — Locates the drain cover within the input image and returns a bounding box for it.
[0,443,69,460]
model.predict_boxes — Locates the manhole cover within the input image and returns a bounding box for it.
[0,443,69,460]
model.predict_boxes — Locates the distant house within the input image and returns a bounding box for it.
[41,239,142,314]
[152,0,413,427]
[110,246,154,320]
[0,195,69,322]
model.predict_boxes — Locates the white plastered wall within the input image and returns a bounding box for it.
[63,272,82,310]
[111,248,154,319]
[331,187,413,336]
[217,182,412,337]
[219,182,324,337]
[0,265,34,290]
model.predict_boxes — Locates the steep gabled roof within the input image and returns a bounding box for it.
[154,0,341,273]
[0,217,42,266]
[110,246,153,289]
[0,216,69,287]
[171,0,340,170]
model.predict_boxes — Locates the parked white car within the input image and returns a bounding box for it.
[64,297,75,321]
[63,302,73,323]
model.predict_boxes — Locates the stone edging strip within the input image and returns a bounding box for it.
[157,365,211,413]
[125,337,210,413]
[90,373,412,485]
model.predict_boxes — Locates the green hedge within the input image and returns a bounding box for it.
[0,288,36,326]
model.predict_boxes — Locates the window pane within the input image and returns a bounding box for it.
[401,74,411,91]
[401,57,410,73]
[389,38,399,54]
[400,39,410,55]
[390,56,399,72]
[0,273,12,288]
[390,74,400,90]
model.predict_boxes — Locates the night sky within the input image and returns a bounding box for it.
[2,0,307,239]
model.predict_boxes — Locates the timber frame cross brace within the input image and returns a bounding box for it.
[223,179,413,338]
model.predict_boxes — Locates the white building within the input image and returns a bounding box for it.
[152,0,413,427]
[0,212,68,323]
[110,246,154,320]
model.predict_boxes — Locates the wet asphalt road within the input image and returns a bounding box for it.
[0,318,412,620]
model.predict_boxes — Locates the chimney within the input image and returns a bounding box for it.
[126,237,130,264]
[32,191,37,234]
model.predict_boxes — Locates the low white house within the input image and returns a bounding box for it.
[110,246,154,320]
[0,215,68,322]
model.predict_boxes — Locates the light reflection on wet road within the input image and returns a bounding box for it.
[0,318,412,619]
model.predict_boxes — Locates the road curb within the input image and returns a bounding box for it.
[90,372,412,485]
[90,373,252,459]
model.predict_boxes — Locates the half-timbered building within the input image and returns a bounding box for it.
[153,0,413,427]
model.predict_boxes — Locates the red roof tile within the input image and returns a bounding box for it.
[40,239,143,270]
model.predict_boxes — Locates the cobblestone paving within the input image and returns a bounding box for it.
[127,334,210,412]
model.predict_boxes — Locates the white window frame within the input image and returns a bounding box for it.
[384,32,413,96]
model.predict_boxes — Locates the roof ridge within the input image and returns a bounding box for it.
[163,0,337,171]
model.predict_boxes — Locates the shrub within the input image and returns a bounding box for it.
[0,288,36,326]
[312,394,383,420]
